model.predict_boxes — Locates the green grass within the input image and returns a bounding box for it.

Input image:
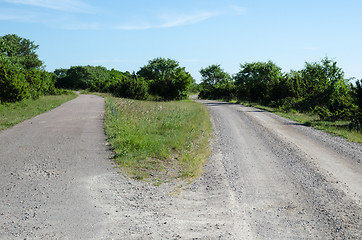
[0,94,77,131]
[236,100,362,143]
[104,97,213,183]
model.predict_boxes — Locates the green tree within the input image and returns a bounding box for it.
[200,64,231,87]
[349,79,362,128]
[0,34,43,69]
[353,80,362,109]
[137,58,193,100]
[54,68,68,79]
[199,64,234,99]
[0,56,29,103]
[234,61,282,104]
[1,35,58,103]
[301,57,344,108]
[55,65,109,90]
[86,66,110,92]
[55,66,87,89]
[301,57,352,119]
[188,81,200,93]
[112,73,149,100]
[284,70,304,100]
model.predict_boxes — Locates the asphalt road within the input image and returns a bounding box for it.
[0,96,361,239]
[0,95,116,239]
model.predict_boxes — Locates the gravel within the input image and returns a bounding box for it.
[0,96,361,239]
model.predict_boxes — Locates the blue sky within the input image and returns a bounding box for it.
[1,0,361,82]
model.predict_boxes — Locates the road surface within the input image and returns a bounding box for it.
[0,96,361,239]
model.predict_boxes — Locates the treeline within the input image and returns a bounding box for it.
[55,57,195,101]
[2,34,360,128]
[1,34,195,103]
[199,58,362,128]
[0,34,66,103]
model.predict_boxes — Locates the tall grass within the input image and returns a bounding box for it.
[105,97,212,183]
[278,112,362,143]
[0,94,77,131]
[236,101,362,143]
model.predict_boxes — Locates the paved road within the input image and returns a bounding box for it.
[0,95,116,239]
[0,96,361,239]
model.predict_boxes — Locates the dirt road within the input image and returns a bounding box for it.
[0,96,361,239]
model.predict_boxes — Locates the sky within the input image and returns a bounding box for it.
[1,0,361,82]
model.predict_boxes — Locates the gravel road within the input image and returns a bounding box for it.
[0,96,361,239]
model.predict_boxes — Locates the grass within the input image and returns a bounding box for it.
[0,93,77,132]
[236,100,362,143]
[104,97,213,184]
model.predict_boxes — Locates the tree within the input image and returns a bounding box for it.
[0,35,58,103]
[349,79,362,128]
[54,68,68,79]
[353,80,362,110]
[301,57,344,108]
[0,34,43,69]
[300,57,352,119]
[112,73,149,100]
[200,64,231,87]
[234,61,282,103]
[198,64,234,99]
[55,66,86,89]
[0,56,28,103]
[55,65,109,90]
[137,58,193,100]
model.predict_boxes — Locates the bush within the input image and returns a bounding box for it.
[234,61,282,104]
[112,75,149,100]
[0,58,29,103]
[199,64,234,100]
[1,34,60,103]
[55,66,109,90]
[350,80,362,129]
[0,34,43,70]
[138,58,194,100]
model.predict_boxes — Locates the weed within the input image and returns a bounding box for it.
[237,100,362,143]
[104,97,212,183]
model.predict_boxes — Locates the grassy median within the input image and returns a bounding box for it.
[0,94,77,132]
[105,97,212,184]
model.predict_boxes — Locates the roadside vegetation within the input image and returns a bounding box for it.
[0,34,76,131]
[198,58,362,143]
[0,93,76,131]
[104,97,212,184]
[2,33,360,183]
[1,34,206,184]
[237,101,362,143]
[55,57,195,101]
[0,34,69,104]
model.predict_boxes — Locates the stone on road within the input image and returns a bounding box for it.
[0,96,361,239]
[194,100,362,239]
[0,95,115,239]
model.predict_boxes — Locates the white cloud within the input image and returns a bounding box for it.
[3,0,93,12]
[0,8,40,22]
[1,0,98,29]
[117,11,221,30]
